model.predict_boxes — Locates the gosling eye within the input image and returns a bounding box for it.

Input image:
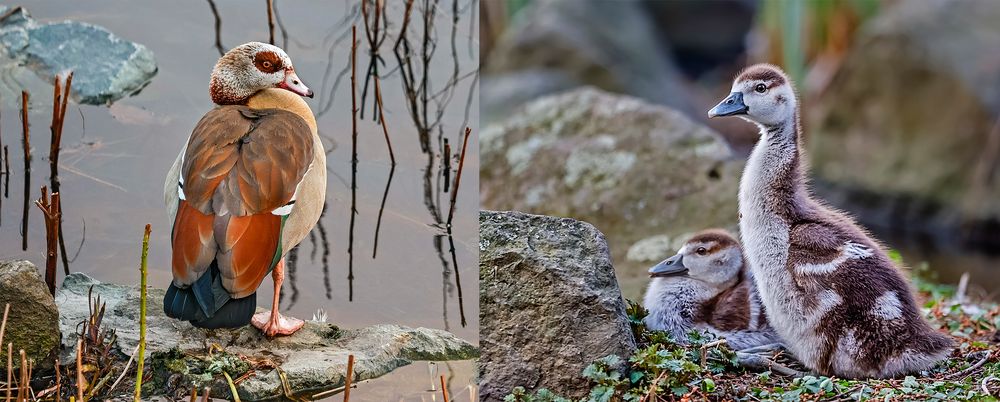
[696,247,707,256]
[754,83,767,93]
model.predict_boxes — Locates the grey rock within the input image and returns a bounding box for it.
[0,6,157,104]
[481,88,742,299]
[479,210,636,401]
[808,0,1000,245]
[482,0,693,123]
[56,273,477,401]
[0,260,61,372]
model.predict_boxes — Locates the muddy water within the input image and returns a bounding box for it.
[0,0,478,399]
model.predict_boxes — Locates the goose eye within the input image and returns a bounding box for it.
[696,247,707,255]
[755,83,767,93]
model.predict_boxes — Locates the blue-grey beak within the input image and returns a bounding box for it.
[708,92,748,118]
[649,253,688,277]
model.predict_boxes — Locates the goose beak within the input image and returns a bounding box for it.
[708,92,748,118]
[279,69,314,98]
[649,253,688,278]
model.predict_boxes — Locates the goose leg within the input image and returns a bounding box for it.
[251,258,305,337]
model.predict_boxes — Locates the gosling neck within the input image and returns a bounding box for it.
[744,110,808,219]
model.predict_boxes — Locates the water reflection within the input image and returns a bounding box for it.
[0,1,478,398]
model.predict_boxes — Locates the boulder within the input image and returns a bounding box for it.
[808,0,1000,249]
[482,0,693,123]
[0,260,60,372]
[56,273,477,401]
[479,210,636,401]
[480,88,742,298]
[0,6,157,105]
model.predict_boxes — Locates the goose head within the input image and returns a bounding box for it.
[708,63,795,127]
[209,42,313,105]
[649,229,744,289]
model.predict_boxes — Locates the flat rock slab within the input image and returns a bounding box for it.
[0,6,157,104]
[56,273,477,400]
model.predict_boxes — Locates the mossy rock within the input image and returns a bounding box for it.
[0,260,60,374]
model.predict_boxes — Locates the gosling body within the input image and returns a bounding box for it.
[709,64,952,378]
[643,230,778,350]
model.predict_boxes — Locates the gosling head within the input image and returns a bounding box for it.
[209,42,313,105]
[708,63,795,127]
[648,229,744,288]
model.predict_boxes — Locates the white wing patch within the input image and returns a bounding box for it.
[796,241,873,275]
[871,290,903,320]
[271,162,312,216]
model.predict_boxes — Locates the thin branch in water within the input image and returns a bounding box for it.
[50,72,73,275]
[34,186,60,295]
[442,138,451,193]
[373,75,396,164]
[446,127,470,225]
[446,229,466,327]
[20,91,30,251]
[2,146,8,199]
[372,164,395,259]
[207,0,225,56]
[348,25,358,302]
[265,0,275,45]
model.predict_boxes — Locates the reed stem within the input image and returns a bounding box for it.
[343,354,354,402]
[440,375,449,402]
[133,223,150,401]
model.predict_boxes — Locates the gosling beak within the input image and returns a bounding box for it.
[708,92,748,118]
[278,69,314,98]
[649,253,688,278]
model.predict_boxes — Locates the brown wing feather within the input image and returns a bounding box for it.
[172,105,314,296]
[171,201,217,286]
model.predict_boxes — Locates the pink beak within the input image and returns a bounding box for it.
[278,69,313,98]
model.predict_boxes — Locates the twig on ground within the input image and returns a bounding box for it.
[943,350,992,380]
[983,376,998,397]
[107,344,140,394]
[699,339,727,367]
[735,351,807,377]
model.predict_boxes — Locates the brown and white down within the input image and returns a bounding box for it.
[643,229,779,351]
[707,64,952,378]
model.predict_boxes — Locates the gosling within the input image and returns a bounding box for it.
[643,229,778,350]
[708,63,952,378]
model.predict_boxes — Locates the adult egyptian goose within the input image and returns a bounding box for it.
[643,229,778,350]
[708,64,952,378]
[162,42,325,337]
